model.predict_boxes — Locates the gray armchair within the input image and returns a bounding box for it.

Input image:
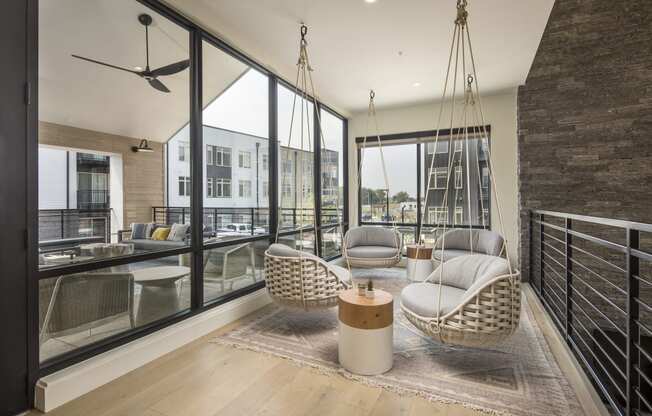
[204,243,257,292]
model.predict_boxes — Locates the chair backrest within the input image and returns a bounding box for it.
[345,226,400,249]
[435,229,504,256]
[40,272,133,335]
[267,243,323,262]
[431,254,511,293]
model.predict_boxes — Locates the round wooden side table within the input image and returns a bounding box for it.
[338,289,393,375]
[406,244,434,281]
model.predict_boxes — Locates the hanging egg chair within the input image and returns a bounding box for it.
[401,0,521,347]
[263,25,350,310]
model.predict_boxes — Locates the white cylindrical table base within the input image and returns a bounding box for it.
[405,245,434,282]
[338,321,393,375]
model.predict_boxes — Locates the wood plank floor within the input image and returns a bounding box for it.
[28,284,605,416]
[28,331,483,416]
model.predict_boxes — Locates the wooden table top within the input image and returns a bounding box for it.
[338,289,393,307]
[406,244,434,260]
[338,289,393,329]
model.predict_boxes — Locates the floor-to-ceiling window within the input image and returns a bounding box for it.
[31,0,347,380]
[38,0,192,363]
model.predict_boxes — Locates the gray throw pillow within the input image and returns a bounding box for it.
[130,223,147,240]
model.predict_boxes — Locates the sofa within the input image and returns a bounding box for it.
[119,223,190,251]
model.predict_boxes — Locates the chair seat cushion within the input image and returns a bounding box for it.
[401,283,466,318]
[346,245,399,259]
[432,249,472,262]
[329,264,351,284]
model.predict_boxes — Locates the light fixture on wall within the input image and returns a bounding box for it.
[132,139,154,153]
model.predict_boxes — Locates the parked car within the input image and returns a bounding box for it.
[219,223,266,235]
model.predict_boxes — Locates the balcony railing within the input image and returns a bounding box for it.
[77,190,110,210]
[529,210,652,416]
[38,209,111,252]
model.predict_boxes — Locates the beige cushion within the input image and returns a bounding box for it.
[346,246,399,259]
[435,229,504,257]
[167,223,189,241]
[267,244,349,284]
[426,254,511,291]
[432,249,470,262]
[345,226,400,249]
[329,264,351,284]
[401,283,466,318]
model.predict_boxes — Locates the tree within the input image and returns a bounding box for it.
[392,191,411,203]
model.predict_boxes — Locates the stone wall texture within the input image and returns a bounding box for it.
[518,0,652,281]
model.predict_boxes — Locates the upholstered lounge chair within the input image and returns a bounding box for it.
[401,254,520,347]
[343,226,402,268]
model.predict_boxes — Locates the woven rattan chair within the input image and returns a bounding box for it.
[343,226,402,268]
[433,229,505,263]
[39,272,135,345]
[264,243,351,310]
[401,254,521,347]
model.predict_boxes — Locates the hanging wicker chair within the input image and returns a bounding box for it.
[264,244,351,310]
[401,254,521,347]
[343,226,402,268]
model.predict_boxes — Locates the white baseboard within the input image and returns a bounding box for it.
[34,288,271,413]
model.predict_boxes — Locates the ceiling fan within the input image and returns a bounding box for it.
[71,13,189,93]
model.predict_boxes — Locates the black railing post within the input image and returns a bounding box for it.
[626,228,640,416]
[182,207,186,225]
[251,207,255,235]
[213,209,218,232]
[529,210,533,282]
[565,217,572,342]
[60,209,65,239]
[540,213,545,297]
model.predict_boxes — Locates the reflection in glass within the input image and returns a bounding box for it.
[38,0,190,268]
[203,240,268,304]
[39,254,191,362]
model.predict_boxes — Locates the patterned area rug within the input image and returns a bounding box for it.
[212,268,584,416]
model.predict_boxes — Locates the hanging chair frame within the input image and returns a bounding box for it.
[343,91,402,270]
[402,0,521,345]
[264,24,349,310]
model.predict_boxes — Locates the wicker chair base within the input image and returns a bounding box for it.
[400,272,521,348]
[344,254,401,269]
[269,295,340,311]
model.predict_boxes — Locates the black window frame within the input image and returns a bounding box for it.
[356,126,491,240]
[25,0,349,397]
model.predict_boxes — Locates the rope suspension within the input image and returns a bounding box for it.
[412,0,515,299]
[274,24,345,266]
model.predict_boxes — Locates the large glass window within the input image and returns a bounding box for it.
[277,84,315,233]
[360,144,417,224]
[320,109,345,257]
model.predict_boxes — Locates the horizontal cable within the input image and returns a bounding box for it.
[636,365,652,389]
[543,288,566,321]
[570,256,627,296]
[569,304,626,360]
[568,229,627,254]
[635,297,652,314]
[570,292,627,339]
[542,250,566,271]
[636,387,652,411]
[542,231,566,246]
[569,270,627,316]
[637,320,652,337]
[569,242,626,273]
[533,209,652,234]
[570,319,626,380]
[541,268,567,298]
[634,274,652,288]
[542,239,566,258]
[636,341,652,364]
[571,298,627,344]
[567,336,627,412]
[534,219,566,233]
[632,248,652,262]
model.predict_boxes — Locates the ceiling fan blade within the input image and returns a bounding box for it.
[148,78,171,93]
[150,60,190,77]
[71,54,140,75]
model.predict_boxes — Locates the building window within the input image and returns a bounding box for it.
[178,142,189,162]
[207,145,231,167]
[430,168,448,190]
[455,165,463,189]
[178,176,191,196]
[428,207,448,224]
[239,180,252,198]
[207,177,214,198]
[263,181,268,198]
[262,154,268,170]
[455,207,464,224]
[282,184,293,198]
[454,139,463,153]
[238,151,251,168]
[482,166,489,189]
[302,183,312,199]
[214,178,231,197]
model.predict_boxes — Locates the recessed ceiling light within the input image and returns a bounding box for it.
[364,0,377,3]
[134,66,143,71]
[412,82,421,87]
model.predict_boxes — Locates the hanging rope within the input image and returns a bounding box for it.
[411,0,515,330]
[274,24,346,272]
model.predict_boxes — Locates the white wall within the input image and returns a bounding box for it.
[38,146,71,209]
[347,88,520,266]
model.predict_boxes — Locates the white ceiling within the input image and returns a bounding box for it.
[39,0,247,142]
[166,0,555,113]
